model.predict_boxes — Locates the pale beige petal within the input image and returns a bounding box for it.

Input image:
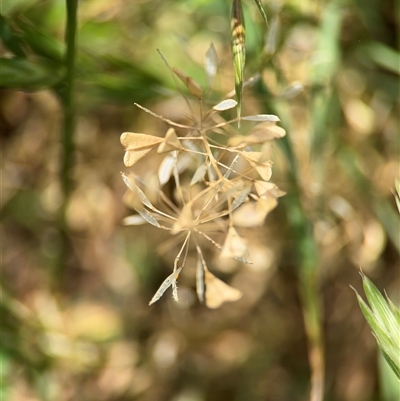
[157,128,183,153]
[220,226,249,261]
[253,163,272,181]
[254,181,286,198]
[205,270,242,309]
[232,202,268,227]
[257,196,278,213]
[171,202,194,234]
[121,132,163,151]
[123,148,152,167]
[172,68,203,98]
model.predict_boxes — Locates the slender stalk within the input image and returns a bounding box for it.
[61,0,78,198]
[56,0,78,278]
[255,79,325,401]
[283,162,324,401]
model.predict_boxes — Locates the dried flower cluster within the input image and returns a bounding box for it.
[120,49,285,308]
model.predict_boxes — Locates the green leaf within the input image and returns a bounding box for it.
[353,274,400,380]
[362,273,398,334]
[380,348,400,380]
[0,15,26,58]
[362,42,400,75]
[388,297,400,325]
[231,0,246,124]
[253,0,268,26]
[20,28,64,63]
[0,58,64,89]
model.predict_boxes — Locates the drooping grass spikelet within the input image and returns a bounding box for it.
[231,0,246,126]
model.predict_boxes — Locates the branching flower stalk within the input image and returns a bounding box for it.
[120,48,285,308]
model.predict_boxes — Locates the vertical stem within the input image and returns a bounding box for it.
[56,0,78,278]
[255,80,325,401]
[295,220,324,401]
[61,0,78,198]
[285,186,324,401]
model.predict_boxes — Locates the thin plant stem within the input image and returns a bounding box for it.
[56,0,78,278]
[61,0,78,198]
[255,79,325,401]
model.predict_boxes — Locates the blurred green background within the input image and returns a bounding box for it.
[1,0,399,400]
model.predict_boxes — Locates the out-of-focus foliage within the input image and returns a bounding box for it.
[1,0,399,401]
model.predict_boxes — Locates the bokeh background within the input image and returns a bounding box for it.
[1,0,399,400]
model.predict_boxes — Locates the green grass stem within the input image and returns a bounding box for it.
[56,0,78,278]
[255,79,324,401]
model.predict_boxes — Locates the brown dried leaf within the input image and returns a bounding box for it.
[173,68,203,98]
[205,269,242,308]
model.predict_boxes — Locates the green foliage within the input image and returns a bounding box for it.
[1,58,64,89]
[0,14,26,57]
[354,273,400,380]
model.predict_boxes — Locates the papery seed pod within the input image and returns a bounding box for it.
[149,268,182,305]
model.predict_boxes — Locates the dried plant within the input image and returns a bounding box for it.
[120,47,285,308]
